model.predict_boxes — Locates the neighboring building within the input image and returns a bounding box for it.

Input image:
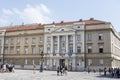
[0,18,120,71]
[85,18,120,69]
[0,30,6,64]
[1,24,44,69]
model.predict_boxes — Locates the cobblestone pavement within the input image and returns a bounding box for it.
[0,70,118,80]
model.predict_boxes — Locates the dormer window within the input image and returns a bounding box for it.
[48,29,50,31]
[61,29,64,31]
[78,26,80,28]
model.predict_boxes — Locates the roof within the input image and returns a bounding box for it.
[45,19,106,26]
[0,24,44,32]
[0,19,107,32]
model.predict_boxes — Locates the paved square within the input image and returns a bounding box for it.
[0,70,117,80]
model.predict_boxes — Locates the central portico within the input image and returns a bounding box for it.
[44,21,85,71]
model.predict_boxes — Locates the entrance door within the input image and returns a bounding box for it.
[59,59,65,67]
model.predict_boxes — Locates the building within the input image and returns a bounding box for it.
[1,24,44,69]
[0,30,6,64]
[0,18,120,70]
[85,19,120,70]
[44,21,85,70]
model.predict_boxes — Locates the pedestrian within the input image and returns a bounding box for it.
[99,68,102,75]
[104,67,107,76]
[60,66,63,76]
[57,66,60,76]
[64,66,68,75]
[87,68,90,73]
[40,65,43,72]
[12,64,15,72]
[33,64,36,74]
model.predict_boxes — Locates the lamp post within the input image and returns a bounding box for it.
[40,51,44,72]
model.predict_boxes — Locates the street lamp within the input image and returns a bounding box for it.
[40,51,44,72]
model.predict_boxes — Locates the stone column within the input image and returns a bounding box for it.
[57,35,60,54]
[73,34,76,53]
[51,36,53,54]
[66,35,68,53]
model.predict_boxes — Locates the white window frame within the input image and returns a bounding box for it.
[5,39,9,44]
[25,59,27,64]
[25,38,28,44]
[98,33,103,40]
[24,47,28,54]
[32,47,35,54]
[88,34,92,41]
[88,59,92,66]
[32,37,36,44]
[99,59,103,65]
[88,45,92,53]
[76,35,81,41]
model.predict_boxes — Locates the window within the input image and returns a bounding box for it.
[69,35,73,41]
[17,38,20,44]
[99,59,103,66]
[25,59,27,64]
[47,47,50,53]
[10,48,14,54]
[25,38,28,44]
[5,48,8,54]
[39,37,43,42]
[54,44,58,53]
[32,59,34,65]
[76,58,80,66]
[53,36,57,42]
[47,37,51,42]
[39,47,43,54]
[99,45,103,53]
[88,45,92,53]
[0,40,1,46]
[32,38,36,44]
[5,39,9,44]
[61,49,66,54]
[10,39,14,44]
[77,46,81,53]
[76,35,81,41]
[61,43,65,47]
[32,47,35,54]
[61,36,66,41]
[69,46,73,54]
[0,47,1,54]
[16,48,20,54]
[24,47,28,54]
[88,59,92,66]
[88,34,92,41]
[98,34,103,40]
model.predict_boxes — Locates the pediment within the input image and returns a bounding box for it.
[51,26,76,33]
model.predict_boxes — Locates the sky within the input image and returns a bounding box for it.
[0,0,120,31]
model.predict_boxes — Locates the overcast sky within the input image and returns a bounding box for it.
[0,0,120,32]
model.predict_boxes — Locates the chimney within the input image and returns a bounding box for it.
[61,21,64,23]
[90,18,94,20]
[52,21,55,24]
[79,19,83,22]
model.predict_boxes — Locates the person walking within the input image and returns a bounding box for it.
[64,66,68,75]
[33,64,36,74]
[57,66,60,76]
[60,66,63,76]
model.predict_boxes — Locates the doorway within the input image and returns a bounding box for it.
[59,59,65,67]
